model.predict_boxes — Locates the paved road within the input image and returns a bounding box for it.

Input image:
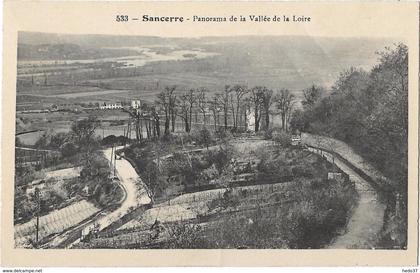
[306,140,386,249]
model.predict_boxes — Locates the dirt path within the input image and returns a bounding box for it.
[45,146,151,248]
[301,133,390,184]
[84,147,151,231]
[304,136,387,249]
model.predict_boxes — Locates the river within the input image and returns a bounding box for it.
[17,46,218,77]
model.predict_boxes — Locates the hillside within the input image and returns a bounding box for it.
[18,33,395,91]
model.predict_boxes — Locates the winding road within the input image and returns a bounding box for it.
[304,134,387,249]
[96,146,151,229]
[44,146,151,248]
[41,134,386,249]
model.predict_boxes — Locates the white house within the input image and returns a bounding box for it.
[100,102,123,110]
[131,100,141,109]
[246,109,255,131]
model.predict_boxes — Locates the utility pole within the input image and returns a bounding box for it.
[180,135,192,168]
[123,128,126,146]
[110,145,114,170]
[113,144,117,177]
[34,187,40,248]
[127,119,131,142]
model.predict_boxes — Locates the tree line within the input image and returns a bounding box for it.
[290,43,408,201]
[128,84,297,140]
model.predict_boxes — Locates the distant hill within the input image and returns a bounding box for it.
[186,36,397,88]
[18,32,175,48]
[17,43,143,60]
[17,32,399,90]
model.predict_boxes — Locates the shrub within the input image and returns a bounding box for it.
[193,128,214,149]
[215,127,232,141]
[272,131,292,147]
[203,147,232,174]
[264,129,274,140]
[101,135,129,146]
[101,135,118,146]
[60,142,78,157]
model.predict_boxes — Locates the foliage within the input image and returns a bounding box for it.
[164,224,206,249]
[15,137,23,147]
[71,115,100,147]
[60,142,78,158]
[272,130,292,147]
[170,177,356,249]
[80,153,110,182]
[193,128,214,149]
[302,85,325,108]
[296,44,408,194]
[256,148,331,183]
[143,161,166,200]
[215,127,232,141]
[209,188,240,210]
[14,185,37,223]
[203,146,233,175]
[35,132,69,150]
[101,135,129,147]
[79,152,121,207]
[31,116,101,160]
[289,109,307,133]
[275,89,295,131]
[294,44,408,248]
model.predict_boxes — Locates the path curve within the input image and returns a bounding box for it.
[44,146,151,248]
[303,134,387,249]
[78,147,151,235]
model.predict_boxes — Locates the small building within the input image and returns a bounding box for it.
[328,172,351,185]
[291,135,302,146]
[328,172,343,180]
[246,109,255,131]
[131,100,141,109]
[100,102,123,110]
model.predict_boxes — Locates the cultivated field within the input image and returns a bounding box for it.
[15,199,100,247]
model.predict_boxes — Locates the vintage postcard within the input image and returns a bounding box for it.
[1,0,419,267]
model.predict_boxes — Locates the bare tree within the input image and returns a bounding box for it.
[156,86,176,134]
[275,89,295,131]
[210,94,220,131]
[218,86,231,130]
[163,86,177,133]
[156,91,170,135]
[242,97,251,130]
[151,105,160,137]
[177,93,191,133]
[261,87,274,130]
[250,86,264,132]
[141,102,152,139]
[186,89,196,131]
[197,88,208,126]
[230,85,248,130]
[229,92,236,129]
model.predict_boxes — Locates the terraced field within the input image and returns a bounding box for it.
[14,200,100,247]
[119,182,294,231]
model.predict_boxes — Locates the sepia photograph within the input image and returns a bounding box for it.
[13,32,408,250]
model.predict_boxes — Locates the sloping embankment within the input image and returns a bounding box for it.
[303,133,391,248]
